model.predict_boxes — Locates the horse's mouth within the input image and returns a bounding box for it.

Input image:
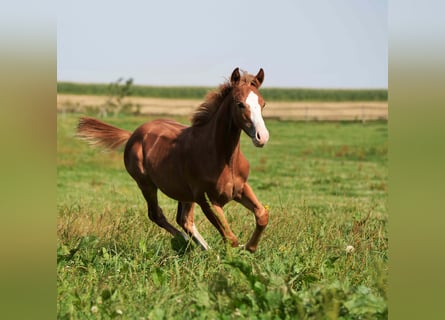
[252,137,266,148]
[243,126,269,148]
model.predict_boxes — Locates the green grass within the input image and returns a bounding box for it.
[57,114,388,319]
[57,82,387,102]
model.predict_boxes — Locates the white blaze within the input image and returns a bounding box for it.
[245,91,269,144]
[245,91,264,128]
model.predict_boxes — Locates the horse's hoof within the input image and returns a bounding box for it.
[242,243,257,253]
[171,233,190,253]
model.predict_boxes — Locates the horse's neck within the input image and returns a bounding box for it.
[200,99,241,164]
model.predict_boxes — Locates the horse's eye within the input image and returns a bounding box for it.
[238,102,245,109]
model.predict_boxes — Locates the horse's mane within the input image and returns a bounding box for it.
[191,71,256,127]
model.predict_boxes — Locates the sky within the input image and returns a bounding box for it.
[57,0,387,88]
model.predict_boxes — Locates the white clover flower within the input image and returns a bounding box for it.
[116,309,123,315]
[345,245,355,253]
[91,305,98,313]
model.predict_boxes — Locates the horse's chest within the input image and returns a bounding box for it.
[214,169,245,203]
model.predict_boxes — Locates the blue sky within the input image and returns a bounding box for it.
[57,0,387,88]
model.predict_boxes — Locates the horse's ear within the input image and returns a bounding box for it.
[254,68,265,88]
[231,67,241,86]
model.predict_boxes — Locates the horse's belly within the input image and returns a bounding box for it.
[138,121,195,201]
[156,179,195,202]
[146,155,195,202]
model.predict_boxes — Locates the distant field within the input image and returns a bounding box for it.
[57,82,388,102]
[58,94,388,121]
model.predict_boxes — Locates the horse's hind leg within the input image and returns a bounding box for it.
[137,181,186,239]
[176,202,210,250]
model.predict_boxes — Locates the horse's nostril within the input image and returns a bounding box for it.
[256,132,261,141]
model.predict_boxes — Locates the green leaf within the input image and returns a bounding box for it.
[344,286,387,316]
[148,307,165,320]
[194,289,210,308]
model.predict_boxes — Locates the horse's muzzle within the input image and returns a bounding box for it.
[252,127,269,147]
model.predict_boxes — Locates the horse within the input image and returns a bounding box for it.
[76,68,270,252]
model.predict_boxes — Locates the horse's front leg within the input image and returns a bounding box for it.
[197,196,239,247]
[235,183,269,252]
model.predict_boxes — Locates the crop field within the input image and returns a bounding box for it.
[57,94,388,122]
[57,113,388,319]
[57,82,388,102]
[57,81,388,122]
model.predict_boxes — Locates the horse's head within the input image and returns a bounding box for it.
[230,68,269,148]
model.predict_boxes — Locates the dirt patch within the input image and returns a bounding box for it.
[58,94,387,121]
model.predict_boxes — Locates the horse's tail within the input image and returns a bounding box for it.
[76,117,132,150]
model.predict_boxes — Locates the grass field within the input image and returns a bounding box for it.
[57,113,388,319]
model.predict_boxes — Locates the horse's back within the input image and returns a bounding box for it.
[133,119,185,138]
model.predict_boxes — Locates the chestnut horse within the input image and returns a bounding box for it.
[77,68,270,252]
